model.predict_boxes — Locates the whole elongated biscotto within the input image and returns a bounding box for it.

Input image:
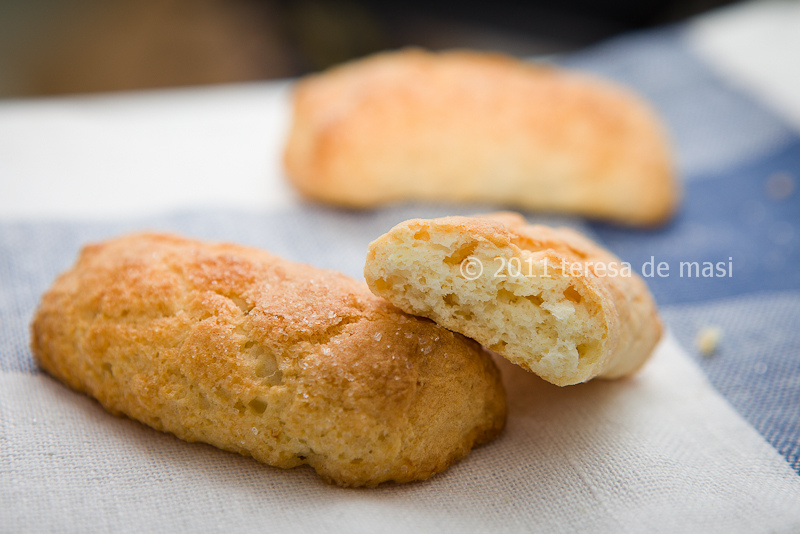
[365,213,662,386]
[31,233,506,487]
[284,48,679,226]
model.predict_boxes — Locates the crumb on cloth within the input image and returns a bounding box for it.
[696,325,723,356]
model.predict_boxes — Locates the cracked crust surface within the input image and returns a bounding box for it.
[365,213,662,386]
[30,233,506,487]
[284,48,679,226]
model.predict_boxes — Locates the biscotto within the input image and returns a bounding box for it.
[31,233,506,487]
[284,48,679,226]
[365,213,662,386]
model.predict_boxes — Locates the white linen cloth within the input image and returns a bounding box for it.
[3,338,799,533]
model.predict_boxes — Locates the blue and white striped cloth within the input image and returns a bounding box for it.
[2,2,799,532]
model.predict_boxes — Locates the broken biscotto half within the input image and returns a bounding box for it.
[364,213,662,386]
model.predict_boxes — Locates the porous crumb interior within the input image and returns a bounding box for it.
[369,232,607,383]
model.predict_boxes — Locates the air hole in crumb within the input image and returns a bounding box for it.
[373,277,392,292]
[444,243,478,266]
[413,229,430,241]
[350,458,364,465]
[563,286,582,304]
[490,341,508,351]
[234,400,246,414]
[266,370,284,386]
[101,362,113,375]
[497,289,517,302]
[527,294,544,306]
[454,309,475,321]
[443,293,458,306]
[230,296,250,314]
[248,397,268,414]
[577,343,589,358]
[248,342,280,382]
[255,357,277,378]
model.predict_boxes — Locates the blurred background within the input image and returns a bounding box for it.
[0,0,737,98]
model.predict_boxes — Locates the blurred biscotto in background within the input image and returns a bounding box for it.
[0,0,735,98]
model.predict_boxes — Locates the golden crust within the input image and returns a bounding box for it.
[365,212,662,386]
[284,48,679,226]
[30,233,506,487]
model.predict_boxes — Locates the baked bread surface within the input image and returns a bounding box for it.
[30,233,506,487]
[365,213,662,386]
[284,48,679,226]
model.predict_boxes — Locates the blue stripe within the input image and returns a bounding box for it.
[590,137,800,306]
[664,293,800,474]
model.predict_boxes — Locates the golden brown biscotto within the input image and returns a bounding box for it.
[284,48,679,226]
[31,233,506,487]
[365,213,662,386]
